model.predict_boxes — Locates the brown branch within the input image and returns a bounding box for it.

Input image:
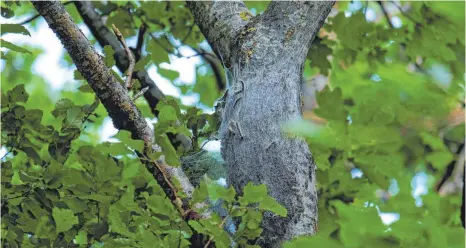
[204,216,228,248]
[135,23,147,59]
[438,145,465,196]
[389,1,422,26]
[74,1,192,152]
[18,1,73,26]
[31,0,197,218]
[111,24,135,89]
[377,1,394,28]
[193,48,226,91]
[73,1,164,115]
[132,86,149,101]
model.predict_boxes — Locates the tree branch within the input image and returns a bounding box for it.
[193,48,226,91]
[74,1,164,114]
[260,1,335,56]
[32,0,197,218]
[377,1,394,28]
[74,1,192,152]
[111,24,135,89]
[438,145,465,196]
[186,0,250,67]
[135,23,146,60]
[18,1,73,26]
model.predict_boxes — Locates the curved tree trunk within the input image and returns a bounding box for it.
[188,1,334,246]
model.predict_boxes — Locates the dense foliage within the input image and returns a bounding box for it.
[1,1,464,247]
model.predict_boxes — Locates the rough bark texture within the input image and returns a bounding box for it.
[32,0,195,209]
[186,1,250,68]
[188,1,334,246]
[74,1,164,113]
[74,1,192,152]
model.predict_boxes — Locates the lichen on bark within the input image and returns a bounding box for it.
[188,1,335,246]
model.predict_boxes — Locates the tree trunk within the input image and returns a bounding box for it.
[188,1,334,246]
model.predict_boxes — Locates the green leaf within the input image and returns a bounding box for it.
[157,104,178,123]
[7,84,29,103]
[78,84,93,93]
[122,162,140,181]
[158,67,179,81]
[315,87,347,121]
[146,194,176,217]
[108,205,135,238]
[284,235,344,248]
[73,70,84,80]
[421,132,447,151]
[426,151,454,169]
[134,54,152,71]
[156,133,180,166]
[239,183,267,206]
[113,130,145,152]
[148,38,170,64]
[307,37,333,75]
[1,24,30,36]
[52,99,75,118]
[193,72,221,107]
[65,106,85,128]
[258,196,287,217]
[103,45,116,67]
[0,39,31,54]
[190,181,209,205]
[52,208,79,233]
[207,184,236,203]
[75,230,88,245]
[24,109,43,126]
[1,7,14,19]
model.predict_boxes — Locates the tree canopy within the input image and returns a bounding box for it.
[1,1,464,248]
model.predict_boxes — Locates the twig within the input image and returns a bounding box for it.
[438,145,465,196]
[389,1,422,25]
[362,0,369,14]
[18,1,73,26]
[1,148,12,161]
[377,1,394,28]
[112,24,135,89]
[135,23,147,59]
[1,184,35,207]
[204,216,228,248]
[181,24,195,44]
[133,86,149,101]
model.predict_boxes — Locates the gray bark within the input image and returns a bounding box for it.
[74,1,192,151]
[32,0,196,214]
[188,1,334,246]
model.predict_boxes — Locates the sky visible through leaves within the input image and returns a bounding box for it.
[1,1,464,247]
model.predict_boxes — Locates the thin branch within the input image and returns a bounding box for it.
[135,23,147,59]
[1,185,35,207]
[180,24,195,44]
[1,148,12,161]
[146,29,176,55]
[377,1,394,28]
[363,0,369,14]
[194,48,226,91]
[18,1,73,26]
[204,216,228,248]
[438,145,465,196]
[112,24,135,89]
[74,1,166,117]
[389,1,422,25]
[133,86,149,101]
